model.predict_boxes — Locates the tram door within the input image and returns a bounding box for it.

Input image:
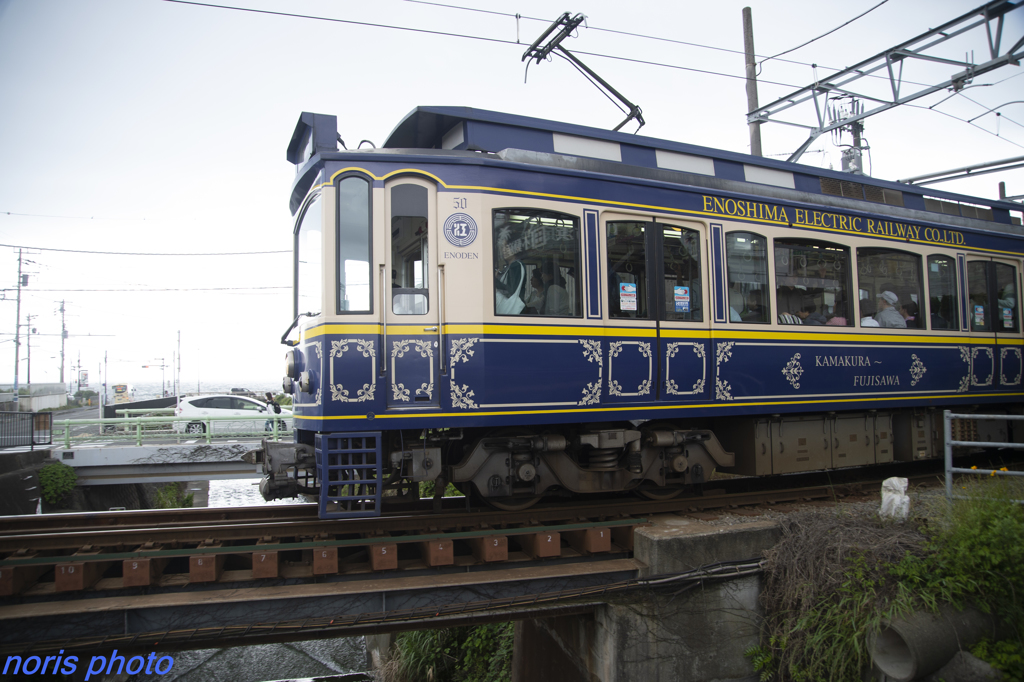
[656,220,711,402]
[383,179,441,409]
[604,217,710,403]
[966,258,1023,392]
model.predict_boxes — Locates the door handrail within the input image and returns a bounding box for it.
[380,264,387,376]
[438,263,447,374]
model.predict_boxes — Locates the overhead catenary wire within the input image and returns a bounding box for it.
[162,0,1023,149]
[23,287,289,292]
[0,243,288,256]
[758,0,890,67]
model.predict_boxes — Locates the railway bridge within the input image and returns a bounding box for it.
[0,488,808,682]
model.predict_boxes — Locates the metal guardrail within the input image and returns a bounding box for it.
[943,410,1024,501]
[53,414,292,448]
[0,412,52,449]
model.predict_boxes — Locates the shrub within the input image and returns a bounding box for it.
[753,478,1024,681]
[378,623,513,682]
[154,483,194,509]
[38,462,77,506]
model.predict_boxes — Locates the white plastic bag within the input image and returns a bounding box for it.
[879,477,909,520]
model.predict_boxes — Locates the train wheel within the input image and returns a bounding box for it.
[635,486,684,501]
[485,495,543,511]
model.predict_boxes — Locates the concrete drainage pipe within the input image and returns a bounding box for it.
[869,606,1003,681]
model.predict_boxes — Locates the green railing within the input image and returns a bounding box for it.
[55,414,293,448]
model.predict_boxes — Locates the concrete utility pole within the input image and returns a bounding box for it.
[13,249,23,410]
[742,7,762,157]
[25,314,36,389]
[59,300,66,385]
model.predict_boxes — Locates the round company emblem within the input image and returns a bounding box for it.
[443,213,478,247]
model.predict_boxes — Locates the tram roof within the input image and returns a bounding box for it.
[383,106,1022,218]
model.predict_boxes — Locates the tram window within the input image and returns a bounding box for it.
[927,255,959,330]
[995,263,1019,332]
[662,225,702,322]
[968,262,990,331]
[336,177,371,313]
[773,239,852,326]
[493,209,581,318]
[725,232,769,323]
[607,222,648,319]
[391,184,429,315]
[968,261,1019,333]
[856,248,923,329]
[295,194,322,318]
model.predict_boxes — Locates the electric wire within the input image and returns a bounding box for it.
[161,0,521,47]
[759,0,890,66]
[162,0,1019,107]
[24,287,289,292]
[0,243,288,256]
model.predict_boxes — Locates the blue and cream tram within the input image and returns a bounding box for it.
[262,106,1024,517]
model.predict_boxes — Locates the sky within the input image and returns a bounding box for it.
[1,0,1022,391]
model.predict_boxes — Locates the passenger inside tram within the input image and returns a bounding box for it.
[741,290,766,322]
[873,290,907,328]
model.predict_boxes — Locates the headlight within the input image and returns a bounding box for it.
[285,348,301,379]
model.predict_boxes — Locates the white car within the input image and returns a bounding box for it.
[174,395,292,434]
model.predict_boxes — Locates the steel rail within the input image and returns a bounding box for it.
[0,484,839,554]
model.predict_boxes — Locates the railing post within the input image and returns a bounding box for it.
[64,419,71,449]
[136,418,142,447]
[944,410,953,501]
[272,416,279,442]
[206,419,212,444]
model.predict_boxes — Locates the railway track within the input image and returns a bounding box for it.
[0,469,898,601]
[7,446,1009,603]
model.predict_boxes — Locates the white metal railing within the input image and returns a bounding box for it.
[943,410,1024,501]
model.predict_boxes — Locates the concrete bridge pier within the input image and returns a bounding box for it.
[512,518,781,682]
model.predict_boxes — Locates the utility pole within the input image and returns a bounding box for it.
[143,358,167,397]
[59,300,66,385]
[13,249,23,410]
[742,7,762,157]
[25,314,36,389]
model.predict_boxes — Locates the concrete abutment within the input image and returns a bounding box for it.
[511,517,782,682]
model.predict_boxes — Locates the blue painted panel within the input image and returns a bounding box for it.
[584,210,602,319]
[999,347,1023,388]
[662,339,709,400]
[606,339,655,403]
[465,121,554,154]
[794,173,820,194]
[387,336,439,407]
[293,338,328,417]
[713,340,974,402]
[620,144,657,167]
[902,194,926,211]
[324,335,380,407]
[713,159,745,182]
[446,335,602,409]
[970,346,996,390]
